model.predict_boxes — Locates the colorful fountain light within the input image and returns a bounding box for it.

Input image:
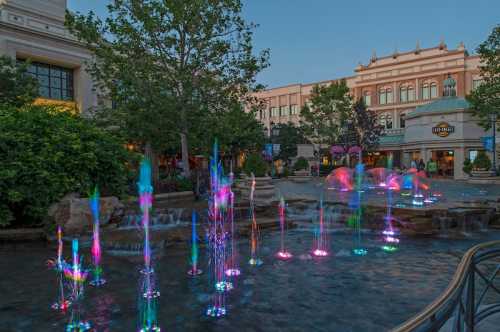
[276,197,293,260]
[89,186,106,286]
[225,187,241,277]
[326,167,354,192]
[248,174,263,266]
[50,226,71,311]
[206,140,231,318]
[351,163,367,256]
[187,211,203,276]
[137,158,161,332]
[382,185,400,252]
[312,198,329,257]
[65,238,91,332]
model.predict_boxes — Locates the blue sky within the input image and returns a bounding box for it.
[67,0,499,89]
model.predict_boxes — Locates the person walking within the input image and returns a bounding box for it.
[426,158,437,178]
[410,159,417,169]
[418,159,426,172]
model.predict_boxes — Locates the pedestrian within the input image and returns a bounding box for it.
[410,159,417,169]
[418,159,426,172]
[426,158,437,178]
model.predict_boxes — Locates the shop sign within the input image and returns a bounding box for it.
[432,122,455,137]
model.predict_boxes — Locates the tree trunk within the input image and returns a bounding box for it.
[180,132,190,177]
[145,142,160,191]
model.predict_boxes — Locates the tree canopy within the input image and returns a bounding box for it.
[467,24,500,130]
[272,122,309,162]
[66,0,269,176]
[0,56,38,108]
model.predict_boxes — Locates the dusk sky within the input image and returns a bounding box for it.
[67,0,500,89]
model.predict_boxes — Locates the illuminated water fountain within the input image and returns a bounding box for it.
[312,198,329,257]
[225,181,241,277]
[248,174,263,266]
[351,162,367,256]
[276,197,293,260]
[187,211,203,276]
[382,185,400,252]
[49,226,71,311]
[89,187,106,287]
[65,239,90,331]
[137,158,161,332]
[326,167,354,192]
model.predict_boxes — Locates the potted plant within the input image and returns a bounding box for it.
[462,158,473,176]
[471,151,492,177]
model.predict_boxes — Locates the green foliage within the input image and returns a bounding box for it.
[0,104,133,227]
[65,0,269,175]
[466,25,500,130]
[300,81,383,150]
[272,122,308,162]
[463,158,473,175]
[375,155,388,168]
[0,56,38,108]
[294,157,309,171]
[243,153,268,177]
[473,151,492,170]
[319,164,334,176]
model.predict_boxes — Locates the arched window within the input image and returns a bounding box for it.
[400,86,408,103]
[430,83,438,98]
[408,86,415,101]
[400,111,406,128]
[386,88,393,104]
[379,88,387,105]
[386,113,393,129]
[363,91,371,106]
[422,83,430,100]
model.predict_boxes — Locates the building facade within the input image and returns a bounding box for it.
[252,42,498,179]
[0,0,98,113]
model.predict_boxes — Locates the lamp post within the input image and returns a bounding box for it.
[490,113,497,175]
[271,124,280,178]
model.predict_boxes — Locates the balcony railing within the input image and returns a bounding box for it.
[391,240,500,332]
[382,128,404,136]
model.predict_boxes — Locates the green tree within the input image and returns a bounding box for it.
[199,104,266,166]
[0,104,133,227]
[65,0,269,178]
[300,80,352,147]
[349,99,384,151]
[467,25,500,129]
[0,56,38,107]
[272,122,309,162]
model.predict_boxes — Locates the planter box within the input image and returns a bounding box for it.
[471,170,494,178]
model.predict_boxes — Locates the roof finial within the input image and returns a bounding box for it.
[393,46,399,59]
[439,38,446,50]
[457,41,465,51]
[415,40,421,54]
[371,50,377,63]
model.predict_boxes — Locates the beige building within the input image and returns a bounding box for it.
[0,0,97,113]
[253,42,498,179]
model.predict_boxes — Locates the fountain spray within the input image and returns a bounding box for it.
[382,185,400,252]
[225,187,241,277]
[276,197,293,260]
[352,162,367,256]
[89,186,105,286]
[206,140,231,318]
[50,226,71,310]
[65,238,90,331]
[187,211,203,276]
[248,174,263,266]
[312,198,329,257]
[137,158,161,332]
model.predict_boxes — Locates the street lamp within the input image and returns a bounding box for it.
[490,113,497,175]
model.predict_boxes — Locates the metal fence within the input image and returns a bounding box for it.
[392,240,500,332]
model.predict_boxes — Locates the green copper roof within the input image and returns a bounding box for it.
[379,134,404,145]
[408,97,470,118]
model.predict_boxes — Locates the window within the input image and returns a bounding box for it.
[379,114,386,127]
[290,104,299,115]
[280,106,289,116]
[386,89,393,104]
[400,86,407,103]
[363,91,371,106]
[469,150,478,162]
[22,60,74,101]
[430,83,438,98]
[422,83,430,100]
[408,86,415,101]
[400,112,406,128]
[271,107,279,117]
[386,114,393,129]
[472,79,483,90]
[379,89,387,105]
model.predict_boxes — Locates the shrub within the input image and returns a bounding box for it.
[375,155,388,168]
[294,157,309,171]
[463,158,473,175]
[0,104,133,227]
[243,153,268,177]
[473,151,491,170]
[175,176,193,192]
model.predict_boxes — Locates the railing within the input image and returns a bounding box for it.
[392,240,500,332]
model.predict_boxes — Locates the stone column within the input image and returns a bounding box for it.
[454,147,466,179]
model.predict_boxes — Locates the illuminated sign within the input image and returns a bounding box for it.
[432,122,455,137]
